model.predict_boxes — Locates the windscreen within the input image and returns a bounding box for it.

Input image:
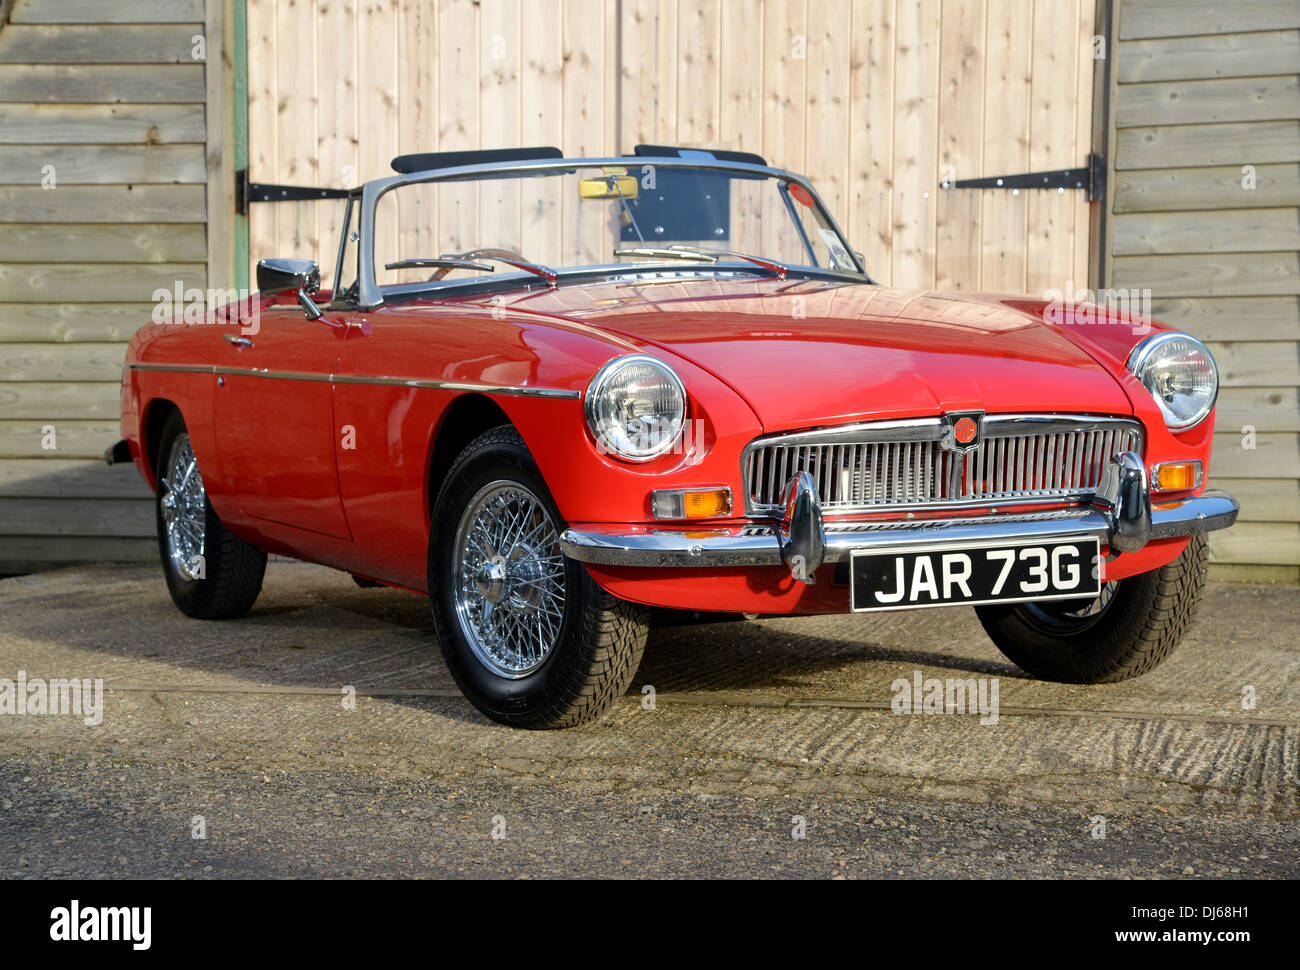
[370,163,858,288]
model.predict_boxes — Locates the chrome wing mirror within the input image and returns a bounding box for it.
[256,258,324,320]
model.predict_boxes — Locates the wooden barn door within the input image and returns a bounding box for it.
[926,0,1100,296]
[243,0,1099,296]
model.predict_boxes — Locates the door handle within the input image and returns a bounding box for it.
[224,334,253,349]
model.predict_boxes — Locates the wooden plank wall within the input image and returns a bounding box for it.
[0,0,215,572]
[7,1,1293,577]
[247,0,1096,296]
[1109,0,1300,575]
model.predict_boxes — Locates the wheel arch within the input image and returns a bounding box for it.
[140,396,182,490]
[424,393,513,525]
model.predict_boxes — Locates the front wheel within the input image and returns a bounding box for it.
[428,426,650,728]
[975,535,1208,683]
[155,409,266,619]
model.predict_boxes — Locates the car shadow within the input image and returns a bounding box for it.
[633,614,1026,695]
[1,562,1026,735]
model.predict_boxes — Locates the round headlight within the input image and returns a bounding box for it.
[585,355,687,462]
[1127,332,1218,431]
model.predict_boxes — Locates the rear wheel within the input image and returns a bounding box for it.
[429,426,649,728]
[975,535,1208,683]
[155,410,266,619]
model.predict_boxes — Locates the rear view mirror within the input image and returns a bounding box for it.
[257,257,319,297]
[256,258,323,320]
[579,174,639,201]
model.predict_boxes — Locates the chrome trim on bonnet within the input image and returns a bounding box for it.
[126,363,580,399]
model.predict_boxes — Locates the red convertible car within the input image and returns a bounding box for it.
[111,146,1238,728]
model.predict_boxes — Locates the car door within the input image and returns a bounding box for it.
[211,305,352,539]
[327,305,440,587]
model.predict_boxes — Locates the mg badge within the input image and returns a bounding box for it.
[940,410,984,454]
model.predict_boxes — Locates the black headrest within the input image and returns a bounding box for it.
[631,144,768,166]
[391,146,563,174]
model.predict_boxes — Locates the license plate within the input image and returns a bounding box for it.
[849,536,1102,613]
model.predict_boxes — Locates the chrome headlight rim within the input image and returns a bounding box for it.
[584,353,688,463]
[1126,331,1219,432]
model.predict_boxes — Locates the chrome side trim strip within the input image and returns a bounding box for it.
[212,366,329,383]
[127,363,215,374]
[126,363,580,399]
[340,375,580,398]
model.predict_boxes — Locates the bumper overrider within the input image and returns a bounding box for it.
[559,452,1239,584]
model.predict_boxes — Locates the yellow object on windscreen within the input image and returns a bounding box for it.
[578,171,639,201]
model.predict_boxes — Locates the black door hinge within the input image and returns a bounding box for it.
[235,168,350,215]
[945,152,1105,202]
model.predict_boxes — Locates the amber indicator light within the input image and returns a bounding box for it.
[1152,460,1202,492]
[651,487,733,520]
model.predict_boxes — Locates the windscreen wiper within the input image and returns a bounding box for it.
[613,247,718,263]
[443,248,558,285]
[386,257,494,273]
[613,245,788,279]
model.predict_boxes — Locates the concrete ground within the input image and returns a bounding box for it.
[0,561,1296,878]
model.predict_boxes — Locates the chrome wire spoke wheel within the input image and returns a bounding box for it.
[429,427,650,727]
[1020,579,1119,633]
[1058,579,1119,619]
[452,481,567,678]
[159,432,207,581]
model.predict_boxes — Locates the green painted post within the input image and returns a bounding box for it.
[233,0,250,292]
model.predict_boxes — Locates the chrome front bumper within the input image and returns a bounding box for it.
[560,452,1239,580]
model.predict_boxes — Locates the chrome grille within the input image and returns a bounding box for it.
[742,415,1143,514]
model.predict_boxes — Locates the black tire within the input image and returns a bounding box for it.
[155,409,266,619]
[975,535,1208,683]
[428,426,650,728]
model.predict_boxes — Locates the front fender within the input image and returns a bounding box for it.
[497,346,762,525]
